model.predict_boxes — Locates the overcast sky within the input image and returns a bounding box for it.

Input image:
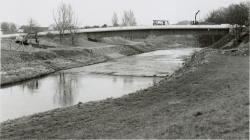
[0,0,245,27]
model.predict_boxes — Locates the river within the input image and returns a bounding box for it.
[0,48,200,122]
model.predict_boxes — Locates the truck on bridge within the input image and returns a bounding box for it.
[153,20,170,26]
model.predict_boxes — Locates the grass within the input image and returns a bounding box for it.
[0,48,248,139]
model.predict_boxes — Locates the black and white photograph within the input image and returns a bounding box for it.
[0,0,249,139]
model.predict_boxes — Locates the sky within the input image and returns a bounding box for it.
[0,0,245,27]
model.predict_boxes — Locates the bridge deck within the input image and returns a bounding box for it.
[80,24,232,33]
[1,25,232,38]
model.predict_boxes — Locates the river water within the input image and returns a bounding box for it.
[0,48,200,122]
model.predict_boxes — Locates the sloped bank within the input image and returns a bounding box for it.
[1,34,200,87]
[1,45,248,139]
[1,38,162,87]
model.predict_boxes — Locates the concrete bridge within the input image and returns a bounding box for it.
[80,25,231,41]
[1,25,232,47]
[1,25,231,38]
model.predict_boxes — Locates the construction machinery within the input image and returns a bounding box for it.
[13,32,39,51]
[192,10,200,25]
[15,32,39,45]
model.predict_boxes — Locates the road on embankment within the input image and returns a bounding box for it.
[0,48,249,139]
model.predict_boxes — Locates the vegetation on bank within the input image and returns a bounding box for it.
[205,1,250,25]
[1,41,249,138]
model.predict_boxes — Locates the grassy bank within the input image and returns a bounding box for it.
[1,36,178,87]
[0,45,248,138]
[1,33,249,138]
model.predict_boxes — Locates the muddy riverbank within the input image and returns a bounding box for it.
[1,45,249,139]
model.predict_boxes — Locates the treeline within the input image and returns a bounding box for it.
[112,10,137,27]
[1,18,48,34]
[205,1,250,25]
[1,22,17,34]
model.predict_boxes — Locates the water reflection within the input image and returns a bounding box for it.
[123,77,134,84]
[112,77,117,83]
[22,80,39,94]
[0,48,198,122]
[153,78,159,86]
[53,73,78,107]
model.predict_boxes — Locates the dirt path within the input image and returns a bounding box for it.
[0,49,248,139]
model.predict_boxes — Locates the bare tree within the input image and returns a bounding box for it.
[67,4,79,45]
[112,12,119,27]
[53,3,78,44]
[9,23,17,33]
[122,10,137,26]
[1,22,17,34]
[53,3,69,42]
[1,22,9,34]
[53,3,68,42]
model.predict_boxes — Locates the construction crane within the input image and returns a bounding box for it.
[192,10,200,25]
